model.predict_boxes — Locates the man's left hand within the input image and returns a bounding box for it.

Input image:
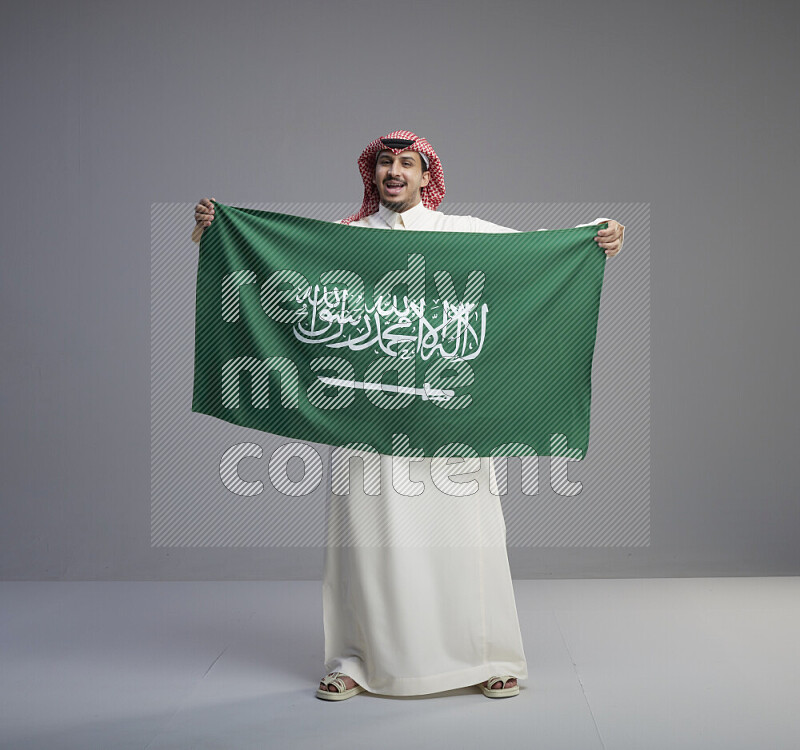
[595,221,625,257]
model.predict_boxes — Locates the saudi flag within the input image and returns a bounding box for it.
[191,203,607,459]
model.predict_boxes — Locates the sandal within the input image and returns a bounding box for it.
[316,671,365,701]
[481,675,520,698]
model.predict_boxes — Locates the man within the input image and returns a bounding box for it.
[192,130,624,700]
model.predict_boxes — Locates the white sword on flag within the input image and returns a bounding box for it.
[316,376,455,402]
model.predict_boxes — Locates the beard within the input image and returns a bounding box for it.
[380,197,413,212]
[379,184,420,213]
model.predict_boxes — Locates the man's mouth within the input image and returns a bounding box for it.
[384,181,406,194]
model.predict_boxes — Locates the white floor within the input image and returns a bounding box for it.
[1,578,798,750]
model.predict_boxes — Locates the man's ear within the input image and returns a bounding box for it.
[421,171,431,188]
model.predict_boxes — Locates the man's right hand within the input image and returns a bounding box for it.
[191,198,216,244]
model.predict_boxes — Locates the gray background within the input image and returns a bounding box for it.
[1,0,797,579]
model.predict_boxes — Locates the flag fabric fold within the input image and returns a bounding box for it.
[191,202,607,458]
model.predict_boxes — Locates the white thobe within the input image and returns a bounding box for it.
[322,202,611,695]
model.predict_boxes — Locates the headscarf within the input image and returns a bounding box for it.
[340,130,446,225]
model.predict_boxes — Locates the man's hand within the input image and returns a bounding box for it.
[191,198,216,244]
[195,197,216,228]
[595,220,625,257]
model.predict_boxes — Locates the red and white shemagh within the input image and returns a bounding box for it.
[340,130,446,225]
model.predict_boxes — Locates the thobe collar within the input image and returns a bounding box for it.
[376,200,430,229]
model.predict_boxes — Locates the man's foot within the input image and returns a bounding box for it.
[482,677,517,690]
[316,671,365,701]
[480,675,519,698]
[319,672,359,692]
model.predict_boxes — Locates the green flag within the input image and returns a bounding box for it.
[191,203,607,459]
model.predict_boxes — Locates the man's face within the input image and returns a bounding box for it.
[372,149,430,212]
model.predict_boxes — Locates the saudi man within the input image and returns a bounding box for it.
[192,131,625,700]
